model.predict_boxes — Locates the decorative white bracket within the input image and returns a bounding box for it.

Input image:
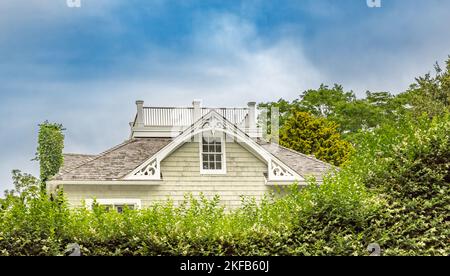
[268,159,299,181]
[129,158,160,180]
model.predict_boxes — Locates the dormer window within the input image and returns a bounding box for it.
[200,134,226,174]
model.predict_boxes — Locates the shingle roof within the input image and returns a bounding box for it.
[60,154,97,174]
[257,140,335,181]
[54,138,334,182]
[53,138,172,181]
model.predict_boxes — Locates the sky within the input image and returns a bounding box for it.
[0,0,449,192]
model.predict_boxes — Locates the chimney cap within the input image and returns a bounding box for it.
[247,101,256,106]
[136,100,144,105]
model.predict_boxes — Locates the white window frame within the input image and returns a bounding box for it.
[85,198,142,211]
[199,133,226,175]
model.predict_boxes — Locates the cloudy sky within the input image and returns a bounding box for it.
[0,0,449,192]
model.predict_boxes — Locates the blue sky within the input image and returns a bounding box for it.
[0,0,449,192]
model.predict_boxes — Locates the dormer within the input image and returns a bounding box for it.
[130,100,262,138]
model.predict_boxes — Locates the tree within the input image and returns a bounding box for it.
[34,122,65,190]
[1,170,41,211]
[279,111,354,166]
[3,170,40,200]
[403,58,450,118]
[295,84,355,117]
[259,85,393,142]
[298,87,397,139]
[332,92,398,141]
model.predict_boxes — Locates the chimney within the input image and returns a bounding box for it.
[135,100,144,127]
[247,101,257,130]
[192,99,202,123]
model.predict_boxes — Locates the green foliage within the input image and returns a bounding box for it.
[296,84,355,117]
[403,59,450,118]
[1,113,447,256]
[34,122,65,189]
[258,57,450,144]
[259,84,399,142]
[279,111,354,166]
[361,114,450,255]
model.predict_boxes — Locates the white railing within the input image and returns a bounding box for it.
[201,108,248,126]
[143,107,248,127]
[143,107,194,126]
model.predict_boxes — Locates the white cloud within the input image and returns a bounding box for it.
[118,13,322,103]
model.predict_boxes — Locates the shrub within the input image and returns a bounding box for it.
[361,113,450,255]
[34,122,65,190]
[279,111,354,166]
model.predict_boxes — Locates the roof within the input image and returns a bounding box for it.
[54,137,334,182]
[256,140,335,182]
[60,154,97,174]
[53,138,172,181]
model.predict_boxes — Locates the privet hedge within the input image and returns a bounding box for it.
[0,114,448,256]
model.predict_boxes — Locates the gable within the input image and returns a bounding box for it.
[125,110,304,182]
[160,140,267,179]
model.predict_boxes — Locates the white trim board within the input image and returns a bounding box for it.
[199,132,227,175]
[84,198,142,210]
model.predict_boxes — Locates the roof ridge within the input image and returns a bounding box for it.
[55,139,136,177]
[63,153,97,157]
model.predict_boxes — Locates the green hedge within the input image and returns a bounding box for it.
[0,114,448,256]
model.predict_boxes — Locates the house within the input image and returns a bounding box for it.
[48,100,333,211]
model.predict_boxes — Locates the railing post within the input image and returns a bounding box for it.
[135,100,144,127]
[247,101,257,130]
[192,100,202,123]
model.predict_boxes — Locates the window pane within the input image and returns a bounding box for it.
[201,136,224,172]
[116,206,124,213]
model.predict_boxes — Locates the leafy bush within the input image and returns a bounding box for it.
[34,122,65,187]
[360,114,450,255]
[279,111,354,166]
